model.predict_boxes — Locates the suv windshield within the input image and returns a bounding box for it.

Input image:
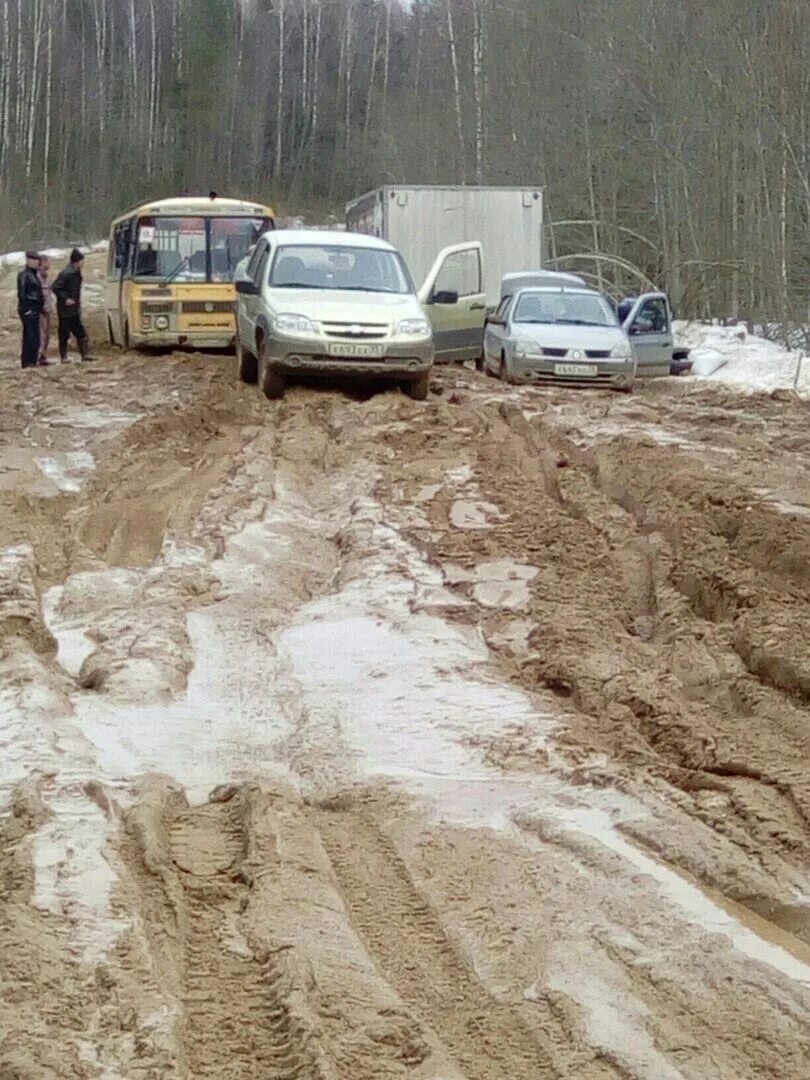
[134,216,271,283]
[269,244,413,294]
[513,290,618,327]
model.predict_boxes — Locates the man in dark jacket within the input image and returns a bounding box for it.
[53,248,95,362]
[17,251,43,369]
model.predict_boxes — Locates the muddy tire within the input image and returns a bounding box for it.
[475,353,485,373]
[107,317,116,347]
[236,334,258,385]
[499,353,512,384]
[405,371,430,401]
[257,339,286,400]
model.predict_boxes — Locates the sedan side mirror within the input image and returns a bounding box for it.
[431,289,459,305]
[235,279,259,295]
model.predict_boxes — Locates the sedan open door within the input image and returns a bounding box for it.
[622,292,673,377]
[419,242,488,363]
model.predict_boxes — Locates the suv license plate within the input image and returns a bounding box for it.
[554,362,598,377]
[328,343,384,358]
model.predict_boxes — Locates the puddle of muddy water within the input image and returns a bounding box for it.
[449,499,502,529]
[41,405,142,429]
[546,806,810,987]
[471,559,538,610]
[751,487,810,519]
[34,483,810,994]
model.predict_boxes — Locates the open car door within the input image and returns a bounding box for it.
[418,242,487,364]
[622,292,673,377]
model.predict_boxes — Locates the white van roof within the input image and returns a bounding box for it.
[501,270,586,297]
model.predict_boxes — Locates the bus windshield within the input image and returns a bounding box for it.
[134,216,271,283]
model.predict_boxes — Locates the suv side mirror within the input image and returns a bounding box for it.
[235,279,259,296]
[432,289,459,305]
[485,314,503,326]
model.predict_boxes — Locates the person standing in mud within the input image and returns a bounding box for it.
[53,248,96,362]
[17,251,43,369]
[38,254,56,365]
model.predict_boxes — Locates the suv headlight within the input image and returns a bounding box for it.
[610,341,632,359]
[396,318,432,338]
[273,313,317,335]
[514,339,540,359]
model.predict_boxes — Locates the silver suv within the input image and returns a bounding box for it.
[235,230,435,400]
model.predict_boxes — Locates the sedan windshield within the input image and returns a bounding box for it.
[269,244,413,294]
[513,290,618,327]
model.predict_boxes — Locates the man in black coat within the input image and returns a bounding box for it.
[53,248,96,362]
[17,251,43,369]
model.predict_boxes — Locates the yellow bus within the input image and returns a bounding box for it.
[105,195,275,349]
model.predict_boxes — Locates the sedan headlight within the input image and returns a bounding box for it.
[396,318,432,338]
[610,341,632,359]
[513,338,541,359]
[273,313,317,335]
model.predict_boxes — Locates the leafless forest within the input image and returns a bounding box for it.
[1,0,808,319]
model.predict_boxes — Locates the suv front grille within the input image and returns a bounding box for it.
[322,321,389,340]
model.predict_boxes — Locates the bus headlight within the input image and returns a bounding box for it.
[155,315,170,331]
[141,316,152,330]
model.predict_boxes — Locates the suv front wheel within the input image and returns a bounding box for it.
[258,338,286,400]
[236,332,258,384]
[404,371,429,401]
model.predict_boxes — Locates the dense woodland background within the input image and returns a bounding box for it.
[1,0,808,321]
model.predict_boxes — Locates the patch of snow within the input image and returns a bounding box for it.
[32,787,129,964]
[34,450,95,493]
[675,320,807,393]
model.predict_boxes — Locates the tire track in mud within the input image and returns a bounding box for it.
[120,785,322,1080]
[368,382,810,930]
[170,799,320,1080]
[314,806,556,1080]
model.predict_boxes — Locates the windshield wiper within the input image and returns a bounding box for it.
[555,318,606,326]
[272,282,324,289]
[334,285,398,293]
[515,318,553,324]
[162,256,191,286]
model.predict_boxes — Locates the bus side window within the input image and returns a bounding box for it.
[111,220,133,277]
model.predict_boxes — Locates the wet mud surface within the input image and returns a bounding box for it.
[1,319,810,1077]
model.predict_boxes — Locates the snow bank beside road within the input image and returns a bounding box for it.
[675,320,808,394]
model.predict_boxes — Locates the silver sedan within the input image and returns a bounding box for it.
[482,285,636,390]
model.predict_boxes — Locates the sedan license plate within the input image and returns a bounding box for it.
[328,342,384,358]
[554,362,598,377]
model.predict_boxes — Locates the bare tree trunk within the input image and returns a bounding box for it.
[445,0,465,182]
[42,14,52,200]
[275,0,286,179]
[472,0,485,183]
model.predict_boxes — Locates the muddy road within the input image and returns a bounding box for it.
[1,330,810,1077]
